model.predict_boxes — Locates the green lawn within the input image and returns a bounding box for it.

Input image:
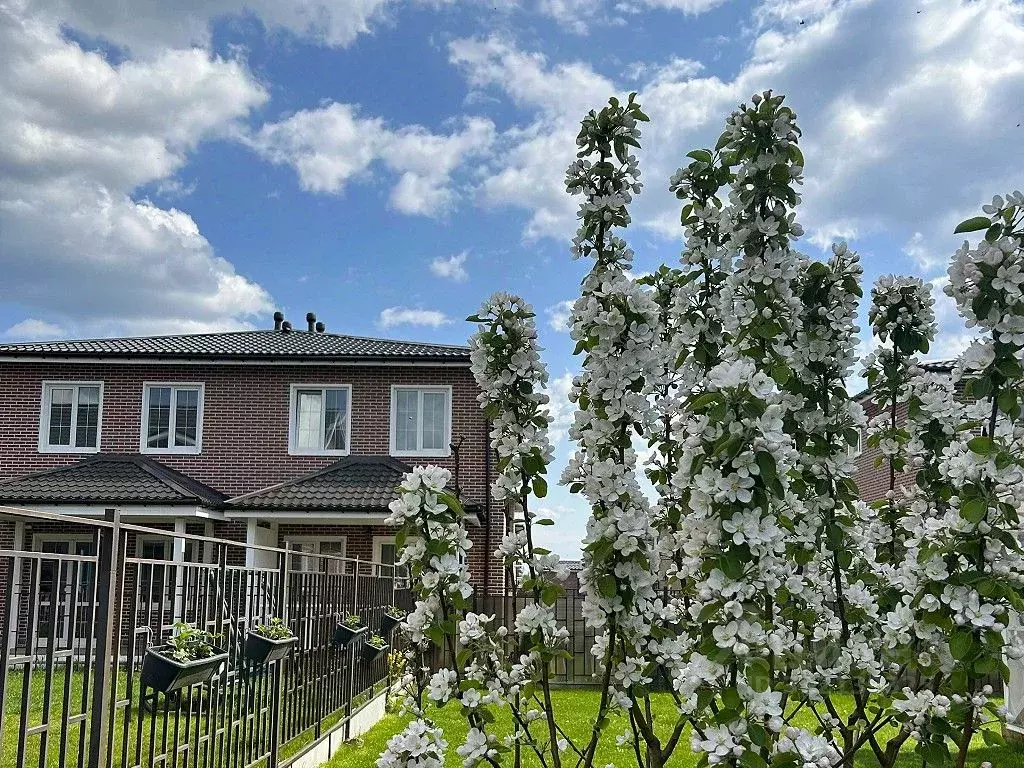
[1,667,375,768]
[326,689,1024,768]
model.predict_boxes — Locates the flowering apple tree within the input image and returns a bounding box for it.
[377,90,1024,768]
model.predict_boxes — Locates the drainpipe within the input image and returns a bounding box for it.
[483,419,493,598]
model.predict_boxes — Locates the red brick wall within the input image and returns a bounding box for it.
[854,394,908,503]
[0,360,507,593]
[0,362,485,494]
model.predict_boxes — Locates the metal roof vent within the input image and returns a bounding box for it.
[281,320,292,333]
[273,311,284,331]
[315,321,325,333]
[306,312,317,332]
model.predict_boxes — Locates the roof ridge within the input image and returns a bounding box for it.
[0,328,263,348]
[225,454,411,505]
[128,455,225,503]
[314,330,470,351]
[0,327,470,351]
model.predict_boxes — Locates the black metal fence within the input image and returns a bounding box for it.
[475,584,599,687]
[0,506,411,768]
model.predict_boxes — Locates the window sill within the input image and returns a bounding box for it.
[287,448,351,458]
[140,447,202,456]
[390,450,451,459]
[38,445,101,455]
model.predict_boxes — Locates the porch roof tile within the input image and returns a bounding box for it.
[225,456,412,512]
[0,454,225,507]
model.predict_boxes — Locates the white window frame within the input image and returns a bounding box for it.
[848,428,863,459]
[140,382,205,455]
[32,533,96,552]
[372,535,396,565]
[284,536,348,573]
[389,385,452,458]
[38,381,104,454]
[373,535,418,577]
[288,384,353,457]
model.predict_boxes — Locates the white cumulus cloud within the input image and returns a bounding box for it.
[378,307,452,328]
[430,252,470,282]
[0,6,273,335]
[546,300,575,331]
[3,319,67,341]
[452,0,1024,264]
[249,104,495,217]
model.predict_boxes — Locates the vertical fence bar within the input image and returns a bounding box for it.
[267,549,287,768]
[87,508,120,768]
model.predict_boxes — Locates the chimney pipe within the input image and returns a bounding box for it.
[281,320,292,333]
[315,321,325,333]
[273,311,284,331]
[306,312,316,332]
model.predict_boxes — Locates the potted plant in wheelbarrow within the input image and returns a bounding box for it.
[141,622,228,694]
[245,617,297,666]
[333,613,367,646]
[361,633,389,662]
[380,605,406,635]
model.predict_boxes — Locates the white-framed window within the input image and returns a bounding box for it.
[848,427,864,459]
[288,385,352,456]
[38,382,103,453]
[285,537,347,574]
[389,385,452,457]
[372,536,398,569]
[141,383,204,454]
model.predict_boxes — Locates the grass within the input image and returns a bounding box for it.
[1,667,378,768]
[325,689,1024,768]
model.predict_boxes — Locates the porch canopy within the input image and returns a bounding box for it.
[224,455,480,525]
[0,453,224,518]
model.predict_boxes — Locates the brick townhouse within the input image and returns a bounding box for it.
[852,359,953,501]
[0,313,506,597]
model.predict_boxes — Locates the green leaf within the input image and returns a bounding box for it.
[746,657,771,693]
[686,149,713,164]
[967,436,994,454]
[999,389,1018,416]
[954,216,993,234]
[597,575,617,599]
[532,477,548,498]
[950,630,974,660]
[961,498,988,524]
[721,686,742,711]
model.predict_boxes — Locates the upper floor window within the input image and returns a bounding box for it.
[289,385,351,456]
[39,382,102,453]
[141,383,204,454]
[390,386,451,457]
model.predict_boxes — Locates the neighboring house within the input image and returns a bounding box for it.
[852,359,954,502]
[0,314,505,595]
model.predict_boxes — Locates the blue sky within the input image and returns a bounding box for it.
[1,0,1022,556]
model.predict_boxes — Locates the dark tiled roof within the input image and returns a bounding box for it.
[854,358,955,401]
[227,456,413,511]
[919,359,955,372]
[0,330,470,363]
[0,455,225,506]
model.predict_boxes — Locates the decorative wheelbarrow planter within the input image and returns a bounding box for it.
[334,616,368,647]
[379,607,405,635]
[141,646,228,694]
[245,632,298,666]
[361,635,389,663]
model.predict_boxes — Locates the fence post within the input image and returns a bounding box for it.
[267,549,287,768]
[344,566,361,741]
[87,508,120,768]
